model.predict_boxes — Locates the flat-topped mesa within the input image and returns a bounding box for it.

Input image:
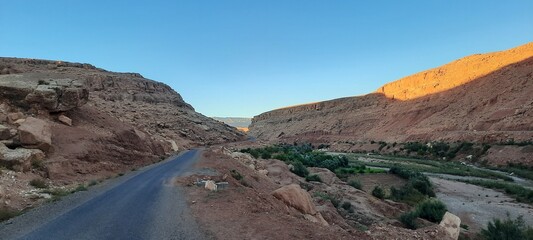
[250,42,533,154]
[376,42,533,101]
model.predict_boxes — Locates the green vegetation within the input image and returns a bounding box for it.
[242,144,385,182]
[399,211,419,229]
[0,208,21,222]
[73,184,88,192]
[335,165,386,180]
[230,169,243,180]
[490,163,533,181]
[415,198,447,223]
[31,159,45,171]
[458,179,533,204]
[348,179,362,190]
[291,161,309,177]
[399,198,447,229]
[372,186,385,199]
[481,215,533,240]
[29,178,48,189]
[347,153,513,181]
[88,180,98,186]
[305,174,322,182]
[389,166,435,202]
[313,192,341,208]
[341,201,353,211]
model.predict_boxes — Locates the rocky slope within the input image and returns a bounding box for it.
[0,57,244,186]
[250,43,533,164]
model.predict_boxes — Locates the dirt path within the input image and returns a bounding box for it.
[431,177,533,232]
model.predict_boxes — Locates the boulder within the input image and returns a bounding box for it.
[272,184,318,215]
[258,169,269,175]
[167,139,179,152]
[18,117,52,151]
[205,180,218,191]
[272,184,329,226]
[439,212,461,240]
[58,115,72,126]
[0,143,45,172]
[308,167,341,185]
[7,112,24,123]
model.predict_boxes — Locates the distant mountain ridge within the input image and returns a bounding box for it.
[213,117,251,128]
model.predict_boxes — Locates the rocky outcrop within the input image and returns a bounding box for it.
[0,57,244,181]
[439,212,461,240]
[18,117,52,151]
[250,43,533,155]
[0,142,44,172]
[0,75,88,112]
[272,184,329,226]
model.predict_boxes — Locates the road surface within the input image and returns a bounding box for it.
[0,150,206,240]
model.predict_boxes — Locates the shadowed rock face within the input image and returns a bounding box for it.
[250,42,533,148]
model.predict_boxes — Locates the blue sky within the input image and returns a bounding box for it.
[1,1,532,117]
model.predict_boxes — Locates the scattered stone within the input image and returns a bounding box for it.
[18,117,52,151]
[439,212,461,240]
[258,169,269,175]
[205,180,218,191]
[13,118,26,126]
[58,114,72,126]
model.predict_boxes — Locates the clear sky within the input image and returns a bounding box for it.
[1,1,532,117]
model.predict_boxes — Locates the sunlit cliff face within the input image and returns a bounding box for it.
[376,42,533,101]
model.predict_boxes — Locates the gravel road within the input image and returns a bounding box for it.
[0,150,206,240]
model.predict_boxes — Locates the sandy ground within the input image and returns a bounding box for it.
[431,177,533,232]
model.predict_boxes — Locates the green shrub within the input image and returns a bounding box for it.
[305,174,322,182]
[481,215,533,240]
[88,180,98,186]
[372,186,385,199]
[415,198,447,223]
[0,208,20,222]
[341,201,352,210]
[330,197,341,208]
[260,151,272,159]
[390,186,426,205]
[400,211,418,229]
[29,178,48,189]
[71,184,88,193]
[348,179,362,190]
[291,161,309,177]
[230,169,243,180]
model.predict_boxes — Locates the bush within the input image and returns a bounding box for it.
[71,184,88,193]
[348,179,362,190]
[0,208,20,222]
[341,201,352,210]
[291,161,309,177]
[305,174,322,182]
[230,169,243,180]
[29,178,48,189]
[400,211,418,229]
[481,215,533,240]
[372,186,385,199]
[415,198,447,223]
